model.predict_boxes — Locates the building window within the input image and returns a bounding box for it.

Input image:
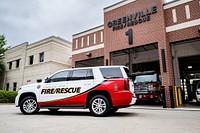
[39,52,44,62]
[29,55,34,65]
[172,9,177,23]
[81,38,84,47]
[13,82,17,91]
[37,79,42,83]
[94,34,96,44]
[6,83,9,91]
[87,36,90,46]
[16,59,20,68]
[75,39,78,49]
[101,31,103,43]
[185,5,191,19]
[27,80,31,84]
[8,62,12,70]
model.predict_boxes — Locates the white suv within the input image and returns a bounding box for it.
[196,82,200,105]
[15,66,136,116]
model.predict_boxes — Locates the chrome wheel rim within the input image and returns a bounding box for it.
[23,99,37,113]
[92,98,106,114]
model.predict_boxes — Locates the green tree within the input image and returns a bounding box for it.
[0,35,9,72]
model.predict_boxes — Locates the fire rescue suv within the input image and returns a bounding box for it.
[15,66,136,116]
[132,71,161,102]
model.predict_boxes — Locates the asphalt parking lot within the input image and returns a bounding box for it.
[0,104,200,133]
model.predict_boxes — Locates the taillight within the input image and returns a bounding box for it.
[124,79,130,90]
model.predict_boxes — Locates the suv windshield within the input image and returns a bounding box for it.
[100,67,123,79]
[134,73,157,83]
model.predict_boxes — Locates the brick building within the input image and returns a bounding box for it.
[72,0,200,107]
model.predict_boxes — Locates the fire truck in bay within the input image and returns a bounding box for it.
[131,71,161,102]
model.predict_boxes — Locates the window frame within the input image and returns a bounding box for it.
[13,82,17,91]
[16,59,20,68]
[39,52,44,62]
[37,79,42,83]
[8,62,12,70]
[6,83,9,91]
[29,55,34,65]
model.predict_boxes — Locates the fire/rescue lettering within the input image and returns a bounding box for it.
[41,87,81,94]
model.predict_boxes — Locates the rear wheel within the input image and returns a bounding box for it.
[89,95,111,117]
[20,96,39,114]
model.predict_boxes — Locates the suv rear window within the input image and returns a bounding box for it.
[123,67,131,78]
[100,67,123,79]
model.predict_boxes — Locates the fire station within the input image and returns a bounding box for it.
[72,0,200,108]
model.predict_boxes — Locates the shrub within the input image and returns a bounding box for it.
[0,90,18,103]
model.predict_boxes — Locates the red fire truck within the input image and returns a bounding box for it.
[132,71,161,102]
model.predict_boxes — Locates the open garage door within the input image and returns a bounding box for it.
[132,61,160,73]
[111,44,162,104]
[111,43,159,73]
[75,57,104,67]
[172,38,200,105]
[179,55,200,102]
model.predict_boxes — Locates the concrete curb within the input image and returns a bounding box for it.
[0,103,14,105]
[129,106,200,111]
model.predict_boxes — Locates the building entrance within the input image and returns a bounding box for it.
[111,44,162,104]
[179,55,200,103]
[172,38,200,105]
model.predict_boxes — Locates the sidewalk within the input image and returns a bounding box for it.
[129,104,200,111]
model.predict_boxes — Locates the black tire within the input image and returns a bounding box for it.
[20,96,39,115]
[89,95,111,117]
[110,107,119,114]
[48,108,59,112]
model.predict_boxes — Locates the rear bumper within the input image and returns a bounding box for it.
[130,97,137,105]
[112,91,133,107]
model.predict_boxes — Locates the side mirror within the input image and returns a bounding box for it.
[45,77,50,83]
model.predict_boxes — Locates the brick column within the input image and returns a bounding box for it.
[158,4,175,107]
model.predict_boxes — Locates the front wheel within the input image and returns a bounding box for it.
[20,96,39,114]
[89,95,111,117]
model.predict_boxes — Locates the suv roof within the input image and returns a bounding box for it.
[54,65,127,72]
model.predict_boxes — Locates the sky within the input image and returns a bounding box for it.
[0,0,173,47]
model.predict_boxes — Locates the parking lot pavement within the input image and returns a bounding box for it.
[0,104,200,133]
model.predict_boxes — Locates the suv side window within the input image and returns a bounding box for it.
[47,70,69,83]
[87,69,94,79]
[100,67,123,79]
[69,69,94,80]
